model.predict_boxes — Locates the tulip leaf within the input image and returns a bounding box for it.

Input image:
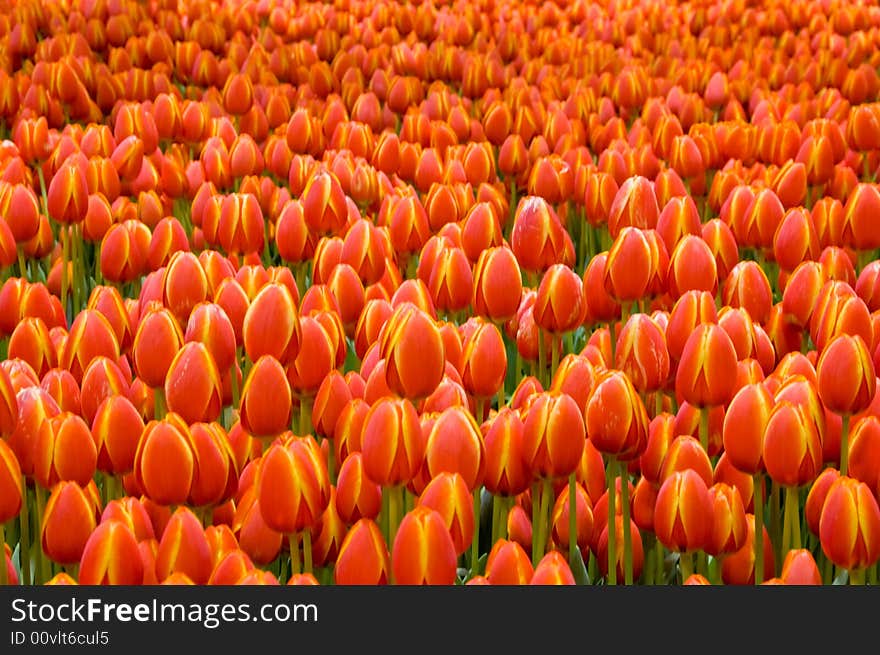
[569,547,590,586]
[11,542,22,583]
[832,570,849,585]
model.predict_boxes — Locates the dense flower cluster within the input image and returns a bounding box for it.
[1,0,880,586]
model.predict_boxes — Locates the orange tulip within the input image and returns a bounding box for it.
[654,469,713,555]
[819,476,880,576]
[614,313,670,394]
[361,397,424,487]
[675,323,738,409]
[380,302,445,400]
[242,282,301,364]
[156,507,212,584]
[163,342,223,425]
[33,411,97,489]
[133,414,194,507]
[239,355,291,439]
[41,480,98,565]
[585,369,649,462]
[78,520,144,585]
[484,539,534,585]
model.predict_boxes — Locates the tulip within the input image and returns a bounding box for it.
[819,476,880,583]
[460,318,507,410]
[335,452,382,525]
[258,437,331,575]
[380,302,445,400]
[239,355,291,443]
[485,539,534,585]
[33,411,97,489]
[155,507,212,584]
[817,334,876,475]
[614,313,670,396]
[510,196,574,277]
[334,519,390,585]
[133,414,194,507]
[163,342,222,425]
[233,489,283,567]
[780,549,822,585]
[391,506,457,585]
[41,480,98,566]
[242,282,301,364]
[654,470,713,581]
[472,245,522,325]
[78,520,143,585]
[721,514,775,585]
[674,324,738,449]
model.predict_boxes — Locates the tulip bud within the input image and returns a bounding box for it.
[41,480,98,565]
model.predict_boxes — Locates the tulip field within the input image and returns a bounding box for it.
[2,0,880,588]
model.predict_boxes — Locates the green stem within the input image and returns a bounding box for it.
[769,480,780,575]
[35,484,50,585]
[607,458,618,585]
[60,225,69,321]
[299,396,313,436]
[699,406,710,454]
[840,414,850,477]
[531,481,540,565]
[568,473,578,570]
[154,387,167,420]
[381,486,390,547]
[850,568,865,586]
[753,473,764,585]
[784,486,801,553]
[538,478,552,562]
[550,334,560,385]
[679,551,695,583]
[230,363,240,410]
[17,247,27,280]
[620,465,632,585]
[288,533,301,577]
[470,487,481,576]
[19,479,30,585]
[388,484,402,553]
[301,530,313,575]
[654,537,665,584]
[0,521,6,586]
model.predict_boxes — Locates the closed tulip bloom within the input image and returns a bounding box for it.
[9,386,61,477]
[0,439,22,524]
[164,342,222,425]
[779,549,822,585]
[233,489,283,566]
[721,514,775,585]
[817,334,876,416]
[819,476,880,572]
[604,226,655,303]
[472,246,522,324]
[187,422,236,509]
[614,313,670,393]
[41,480,98,565]
[258,437,331,535]
[586,369,649,461]
[287,313,341,396]
[706,483,748,558]
[485,539,534,585]
[59,309,120,386]
[334,519,390,585]
[242,282,301,364]
[481,408,531,497]
[675,323,738,409]
[849,416,880,499]
[47,161,89,224]
[550,480,594,557]
[184,302,237,376]
[380,302,445,400]
[666,291,719,364]
[722,384,773,475]
[659,436,714,488]
[582,251,621,324]
[774,208,820,274]
[156,507,212,584]
[523,391,586,480]
[530,551,576,585]
[361,397,424,487]
[607,175,659,237]
[810,284,872,354]
[763,401,823,488]
[133,415,194,507]
[132,306,184,389]
[424,406,485,490]
[34,411,97,489]
[654,469,713,553]
[0,365,17,438]
[239,356,291,439]
[460,318,506,400]
[417,472,474,557]
[783,261,827,327]
[93,395,144,476]
[595,514,645,582]
[534,264,585,334]
[843,183,880,251]
[550,354,598,415]
[510,196,574,276]
[667,235,718,298]
[722,260,773,326]
[78,520,144,585]
[335,452,382,524]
